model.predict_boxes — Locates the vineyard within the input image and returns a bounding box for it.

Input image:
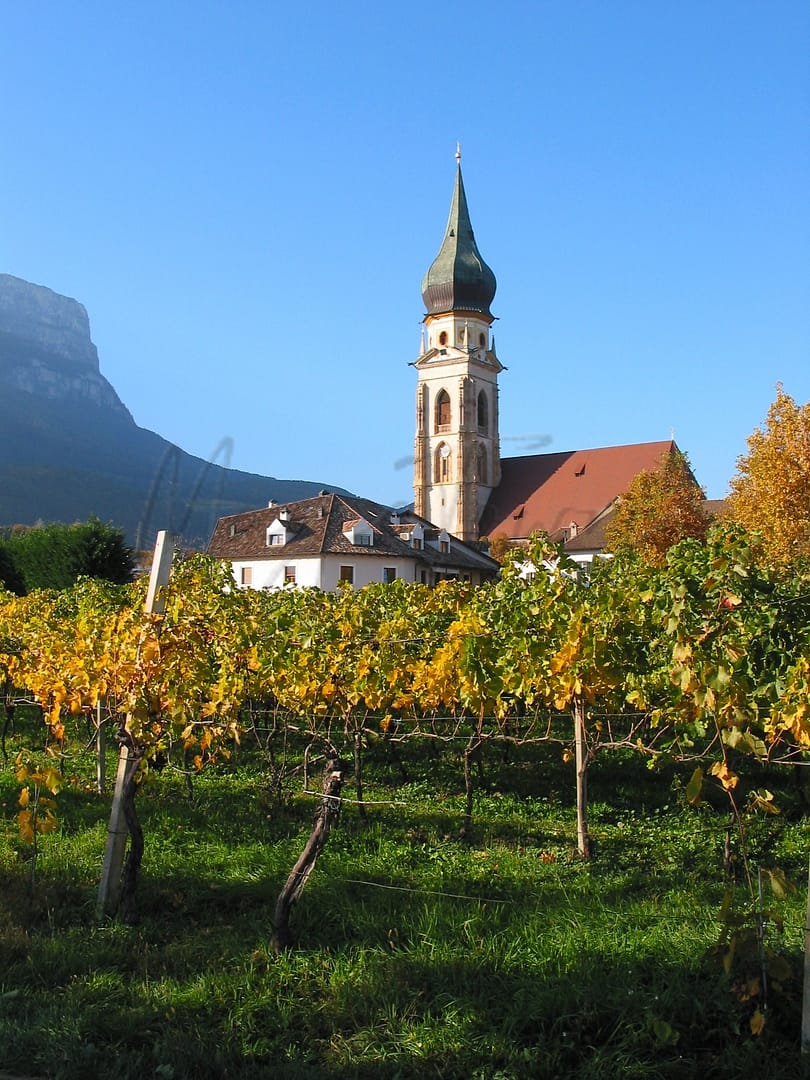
[2,524,810,1078]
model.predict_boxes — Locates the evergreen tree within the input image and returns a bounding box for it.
[6,518,133,592]
[0,540,25,594]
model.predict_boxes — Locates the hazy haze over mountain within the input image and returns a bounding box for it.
[0,274,350,549]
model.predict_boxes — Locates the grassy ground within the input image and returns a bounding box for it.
[1,720,809,1079]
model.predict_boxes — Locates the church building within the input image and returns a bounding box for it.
[413,153,688,561]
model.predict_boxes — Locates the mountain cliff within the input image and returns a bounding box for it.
[0,274,348,549]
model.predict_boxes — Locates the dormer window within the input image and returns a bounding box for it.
[266,519,291,547]
[410,523,425,551]
[344,519,374,547]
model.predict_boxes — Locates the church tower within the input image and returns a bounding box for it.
[413,151,503,541]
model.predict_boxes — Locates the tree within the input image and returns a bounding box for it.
[0,541,25,595]
[728,386,810,568]
[604,449,708,565]
[485,532,517,565]
[6,518,134,592]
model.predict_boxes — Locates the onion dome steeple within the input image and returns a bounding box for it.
[421,149,497,320]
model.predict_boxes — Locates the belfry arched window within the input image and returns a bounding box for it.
[435,389,451,433]
[434,442,452,484]
[477,390,488,434]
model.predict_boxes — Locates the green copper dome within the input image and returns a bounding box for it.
[421,163,496,318]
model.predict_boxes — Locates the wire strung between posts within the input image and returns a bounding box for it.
[340,877,508,904]
[302,787,409,806]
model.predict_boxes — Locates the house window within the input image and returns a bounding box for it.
[383,567,397,583]
[268,532,285,546]
[479,332,486,347]
[420,570,428,584]
[284,565,296,584]
[434,389,451,433]
[439,540,450,554]
[339,565,354,585]
[240,566,252,586]
[355,533,372,546]
[439,330,448,346]
[412,537,423,550]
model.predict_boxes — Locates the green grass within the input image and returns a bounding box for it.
[1,726,808,1079]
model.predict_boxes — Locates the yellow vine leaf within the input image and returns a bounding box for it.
[43,768,62,794]
[141,638,161,663]
[18,786,30,808]
[18,810,34,844]
[749,1008,766,1036]
[709,761,739,790]
[36,810,58,835]
[686,767,703,806]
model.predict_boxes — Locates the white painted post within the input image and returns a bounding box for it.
[574,696,591,859]
[96,532,174,918]
[144,530,173,616]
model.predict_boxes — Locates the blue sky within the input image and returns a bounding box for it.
[2,1,808,507]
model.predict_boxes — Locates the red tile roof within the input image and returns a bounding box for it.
[479,440,678,541]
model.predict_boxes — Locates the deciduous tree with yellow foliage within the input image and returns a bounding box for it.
[604,449,709,565]
[729,386,810,568]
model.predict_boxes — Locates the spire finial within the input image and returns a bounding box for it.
[455,142,462,165]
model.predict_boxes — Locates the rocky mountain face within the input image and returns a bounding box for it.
[0,274,347,549]
[0,274,130,416]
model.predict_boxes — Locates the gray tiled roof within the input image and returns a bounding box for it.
[208,493,499,575]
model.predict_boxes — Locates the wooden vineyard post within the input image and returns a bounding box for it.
[95,698,106,795]
[96,531,173,919]
[802,857,810,1054]
[573,695,591,859]
[272,751,346,953]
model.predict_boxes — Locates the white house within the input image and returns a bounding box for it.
[207,492,499,591]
